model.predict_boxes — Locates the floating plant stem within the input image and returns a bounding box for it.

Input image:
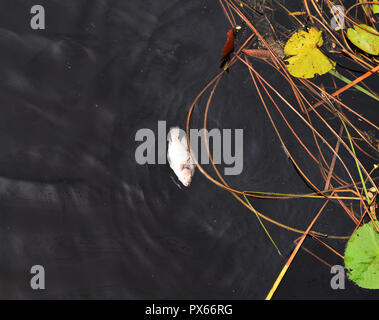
[329,69,379,102]
[242,192,283,257]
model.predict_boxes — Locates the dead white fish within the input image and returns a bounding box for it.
[167,127,195,187]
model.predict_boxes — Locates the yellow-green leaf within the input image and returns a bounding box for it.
[284,27,335,79]
[372,1,379,14]
[345,221,379,289]
[346,24,379,55]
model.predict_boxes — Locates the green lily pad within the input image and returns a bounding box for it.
[344,221,379,289]
[346,24,379,55]
[373,2,379,15]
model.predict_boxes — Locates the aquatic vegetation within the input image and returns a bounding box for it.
[345,221,379,289]
[284,27,335,78]
[347,24,379,55]
[220,28,235,70]
[187,0,379,298]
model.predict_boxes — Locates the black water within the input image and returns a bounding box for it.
[0,0,378,299]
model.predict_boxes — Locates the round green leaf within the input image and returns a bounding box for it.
[373,2,379,15]
[344,221,379,289]
[346,24,379,56]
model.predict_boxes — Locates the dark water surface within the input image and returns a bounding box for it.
[0,0,378,299]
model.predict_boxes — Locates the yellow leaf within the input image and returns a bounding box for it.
[286,50,335,79]
[284,27,335,79]
[284,28,323,54]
